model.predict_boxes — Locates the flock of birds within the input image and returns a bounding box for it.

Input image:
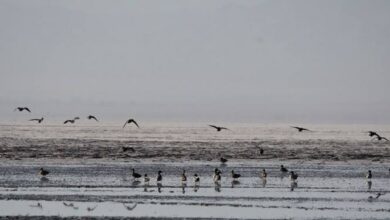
[12,106,390,141]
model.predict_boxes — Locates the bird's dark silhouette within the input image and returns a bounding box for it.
[29,117,44,123]
[14,107,31,112]
[87,115,98,122]
[39,168,49,176]
[291,126,311,132]
[157,170,163,182]
[132,169,142,179]
[122,146,135,152]
[209,125,229,132]
[220,157,228,163]
[368,131,389,141]
[231,170,241,180]
[280,165,288,173]
[123,203,137,211]
[123,119,139,128]
[64,117,80,124]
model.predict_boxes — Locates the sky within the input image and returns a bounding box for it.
[0,0,389,124]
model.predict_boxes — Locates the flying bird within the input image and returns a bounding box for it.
[368,131,389,141]
[209,125,229,132]
[291,126,311,132]
[123,119,139,128]
[64,117,80,124]
[14,107,31,112]
[123,203,137,211]
[29,117,44,123]
[87,205,97,211]
[87,115,98,122]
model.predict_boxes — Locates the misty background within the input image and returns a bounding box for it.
[0,0,389,124]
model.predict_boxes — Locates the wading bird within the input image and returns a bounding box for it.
[14,107,31,112]
[132,169,142,179]
[231,170,241,180]
[29,117,44,123]
[123,118,139,128]
[39,168,49,176]
[220,157,228,164]
[209,125,229,132]
[280,165,288,173]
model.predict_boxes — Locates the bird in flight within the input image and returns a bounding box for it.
[291,126,311,132]
[123,203,137,211]
[29,117,44,123]
[14,107,31,112]
[209,125,229,132]
[123,119,139,128]
[64,117,80,124]
[87,115,98,122]
[368,131,389,141]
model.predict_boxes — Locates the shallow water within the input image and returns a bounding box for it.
[0,162,389,219]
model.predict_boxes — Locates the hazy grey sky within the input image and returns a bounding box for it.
[1,0,389,123]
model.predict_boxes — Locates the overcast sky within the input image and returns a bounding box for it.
[0,0,389,124]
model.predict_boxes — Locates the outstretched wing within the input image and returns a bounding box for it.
[123,120,128,128]
[209,125,219,130]
[64,120,70,124]
[130,119,139,128]
[24,107,31,112]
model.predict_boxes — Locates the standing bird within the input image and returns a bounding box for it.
[14,107,31,112]
[209,125,229,132]
[157,171,163,182]
[259,148,264,155]
[291,126,311,132]
[213,168,221,183]
[261,169,267,179]
[181,170,187,183]
[144,174,150,184]
[29,117,44,123]
[132,169,142,179]
[87,115,99,122]
[123,119,139,128]
[231,170,241,180]
[194,174,200,184]
[289,171,298,181]
[280,165,288,173]
[366,170,372,180]
[220,157,228,164]
[39,168,49,176]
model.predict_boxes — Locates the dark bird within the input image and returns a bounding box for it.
[39,168,49,176]
[368,193,385,202]
[122,146,135,152]
[209,125,229,132]
[290,171,298,181]
[261,169,267,179]
[157,170,163,182]
[231,170,241,180]
[63,117,80,124]
[259,147,264,155]
[63,202,74,207]
[14,107,31,112]
[220,157,228,163]
[132,169,142,179]
[123,203,137,211]
[29,117,44,123]
[87,205,97,211]
[213,168,221,183]
[194,174,200,183]
[366,170,372,179]
[368,131,389,141]
[87,115,99,122]
[123,118,139,128]
[280,165,288,173]
[291,126,311,132]
[181,170,187,182]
